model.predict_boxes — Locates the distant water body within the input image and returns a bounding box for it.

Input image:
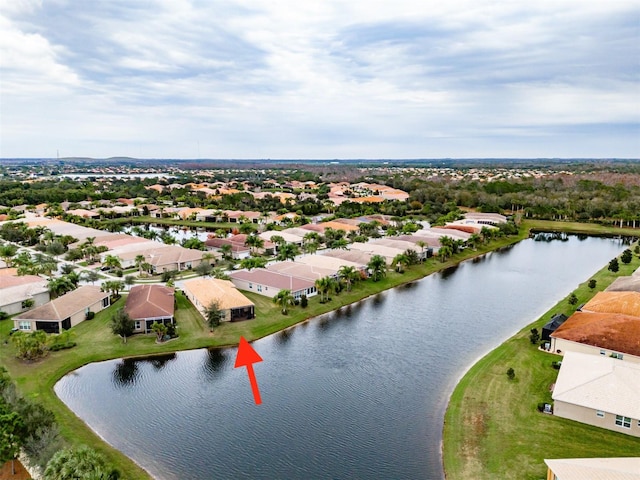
[56,235,626,479]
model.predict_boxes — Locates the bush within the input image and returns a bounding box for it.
[300,294,308,308]
[529,328,540,344]
[537,402,546,412]
[568,293,578,305]
[506,367,515,380]
[85,311,95,320]
[621,249,632,264]
[49,342,77,351]
[608,258,619,272]
[588,279,596,289]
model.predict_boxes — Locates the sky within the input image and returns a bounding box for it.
[1,0,639,159]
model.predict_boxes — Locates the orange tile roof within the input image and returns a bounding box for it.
[552,311,640,356]
[582,291,640,317]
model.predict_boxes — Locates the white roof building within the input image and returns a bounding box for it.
[544,457,640,480]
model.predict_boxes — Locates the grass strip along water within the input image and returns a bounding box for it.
[442,238,640,480]
[0,221,637,479]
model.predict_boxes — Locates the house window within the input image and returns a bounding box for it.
[611,352,623,360]
[615,415,631,428]
[19,321,31,331]
[596,410,605,418]
[134,321,141,330]
[257,285,262,292]
[102,297,110,307]
[600,349,606,355]
[249,283,253,289]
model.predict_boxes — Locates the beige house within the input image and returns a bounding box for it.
[183,278,254,322]
[0,275,50,315]
[229,268,317,300]
[124,285,175,333]
[13,285,110,334]
[544,457,640,480]
[552,351,640,438]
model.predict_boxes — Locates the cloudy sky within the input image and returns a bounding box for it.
[1,0,638,159]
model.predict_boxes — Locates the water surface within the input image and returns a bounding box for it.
[56,235,626,479]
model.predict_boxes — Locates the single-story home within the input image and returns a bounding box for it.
[13,285,110,334]
[544,457,640,480]
[183,278,254,322]
[267,261,337,282]
[549,311,640,363]
[322,249,374,267]
[552,351,640,438]
[296,254,367,275]
[0,275,50,315]
[229,268,317,300]
[124,285,175,333]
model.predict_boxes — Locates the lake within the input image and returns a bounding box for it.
[55,235,626,479]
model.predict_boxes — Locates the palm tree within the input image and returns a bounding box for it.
[314,276,335,303]
[48,276,75,299]
[134,254,146,275]
[416,240,427,258]
[392,253,409,273]
[367,254,387,282]
[0,244,18,267]
[245,234,264,254]
[276,242,300,262]
[438,245,453,262]
[273,289,295,315]
[82,270,100,284]
[103,254,122,271]
[467,233,481,250]
[338,265,359,292]
[220,244,233,261]
[151,322,168,342]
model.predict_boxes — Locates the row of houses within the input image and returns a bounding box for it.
[540,272,640,438]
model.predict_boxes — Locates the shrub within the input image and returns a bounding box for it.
[537,402,546,412]
[529,328,540,344]
[85,311,95,320]
[568,293,578,305]
[300,294,308,308]
[588,279,596,289]
[608,258,619,272]
[49,342,77,351]
[621,249,632,264]
[506,367,515,380]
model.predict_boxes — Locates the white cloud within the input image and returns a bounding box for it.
[0,0,638,158]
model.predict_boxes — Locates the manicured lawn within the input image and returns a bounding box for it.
[442,245,640,480]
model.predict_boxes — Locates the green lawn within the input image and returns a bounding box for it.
[0,221,637,479]
[442,245,640,480]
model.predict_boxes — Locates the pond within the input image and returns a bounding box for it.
[55,235,626,479]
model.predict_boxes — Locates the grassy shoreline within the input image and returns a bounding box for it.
[442,234,640,479]
[1,220,637,478]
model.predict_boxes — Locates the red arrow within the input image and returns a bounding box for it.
[234,336,263,405]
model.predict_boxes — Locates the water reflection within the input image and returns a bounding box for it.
[202,348,228,380]
[275,328,293,345]
[439,265,459,280]
[112,354,177,388]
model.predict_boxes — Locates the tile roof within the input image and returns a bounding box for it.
[0,275,48,306]
[267,261,336,280]
[15,285,108,322]
[551,311,640,356]
[183,278,254,310]
[552,351,640,420]
[582,291,640,317]
[124,285,175,320]
[230,269,315,292]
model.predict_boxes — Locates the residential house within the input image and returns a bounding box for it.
[322,249,374,266]
[552,351,640,438]
[544,457,640,480]
[549,311,640,362]
[229,269,317,300]
[124,285,175,333]
[0,275,50,315]
[13,285,110,333]
[183,278,254,322]
[267,261,338,281]
[297,254,367,275]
